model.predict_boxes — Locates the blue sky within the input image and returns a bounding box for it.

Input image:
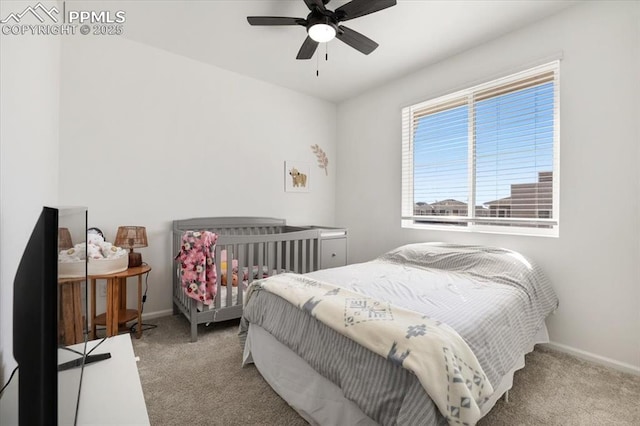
[413,82,554,206]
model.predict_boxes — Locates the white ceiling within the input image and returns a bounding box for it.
[90,0,579,103]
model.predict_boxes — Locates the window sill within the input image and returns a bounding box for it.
[401,220,559,238]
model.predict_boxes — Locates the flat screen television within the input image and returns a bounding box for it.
[11,206,95,425]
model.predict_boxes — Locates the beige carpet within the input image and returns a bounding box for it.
[130,315,640,426]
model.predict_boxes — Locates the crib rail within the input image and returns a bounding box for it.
[174,217,286,234]
[213,229,320,309]
[172,217,321,341]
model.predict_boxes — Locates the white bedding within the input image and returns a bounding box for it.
[255,273,493,424]
[240,243,559,425]
[308,243,559,387]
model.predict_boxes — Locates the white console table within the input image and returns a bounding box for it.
[1,334,149,425]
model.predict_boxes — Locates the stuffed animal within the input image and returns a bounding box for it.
[220,250,239,286]
[87,243,103,259]
[87,229,104,245]
[221,273,238,287]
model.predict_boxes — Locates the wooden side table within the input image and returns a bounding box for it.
[90,264,151,339]
[58,277,85,345]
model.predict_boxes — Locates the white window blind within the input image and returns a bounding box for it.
[401,61,559,235]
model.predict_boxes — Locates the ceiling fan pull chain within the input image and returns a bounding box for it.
[316,50,319,77]
[326,43,328,61]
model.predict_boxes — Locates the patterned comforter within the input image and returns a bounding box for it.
[239,243,559,425]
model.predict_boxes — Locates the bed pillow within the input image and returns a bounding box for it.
[379,242,556,304]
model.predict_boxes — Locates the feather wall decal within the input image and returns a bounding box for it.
[311,144,328,176]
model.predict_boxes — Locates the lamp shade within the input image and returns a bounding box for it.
[114,226,148,249]
[114,226,147,267]
[58,228,73,250]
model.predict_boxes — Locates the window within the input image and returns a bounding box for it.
[401,61,559,236]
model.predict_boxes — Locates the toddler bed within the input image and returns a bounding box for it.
[172,217,322,342]
[239,242,559,425]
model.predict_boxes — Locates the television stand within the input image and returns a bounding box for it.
[1,334,149,425]
[58,352,112,372]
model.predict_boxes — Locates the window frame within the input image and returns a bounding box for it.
[401,61,560,237]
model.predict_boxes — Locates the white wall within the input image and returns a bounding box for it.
[336,1,640,371]
[0,1,61,381]
[58,35,337,318]
[2,0,636,383]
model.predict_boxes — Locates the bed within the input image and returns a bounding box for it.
[172,217,322,342]
[239,242,559,425]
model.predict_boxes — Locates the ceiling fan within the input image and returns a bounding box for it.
[247,0,397,60]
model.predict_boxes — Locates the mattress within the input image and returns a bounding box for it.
[240,243,559,425]
[197,285,247,311]
[219,285,247,308]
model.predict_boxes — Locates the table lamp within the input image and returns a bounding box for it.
[58,227,73,250]
[114,226,148,267]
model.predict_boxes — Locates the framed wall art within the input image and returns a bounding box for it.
[284,161,310,193]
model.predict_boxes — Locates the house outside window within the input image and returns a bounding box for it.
[401,61,560,236]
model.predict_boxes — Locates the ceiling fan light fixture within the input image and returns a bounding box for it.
[247,0,398,59]
[308,23,336,42]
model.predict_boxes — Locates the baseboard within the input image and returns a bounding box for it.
[141,309,174,321]
[543,341,640,376]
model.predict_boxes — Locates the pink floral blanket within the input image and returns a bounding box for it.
[175,231,217,305]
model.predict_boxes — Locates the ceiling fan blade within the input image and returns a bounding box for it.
[335,0,397,22]
[247,16,306,26]
[303,0,326,11]
[336,25,378,55]
[296,36,319,60]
